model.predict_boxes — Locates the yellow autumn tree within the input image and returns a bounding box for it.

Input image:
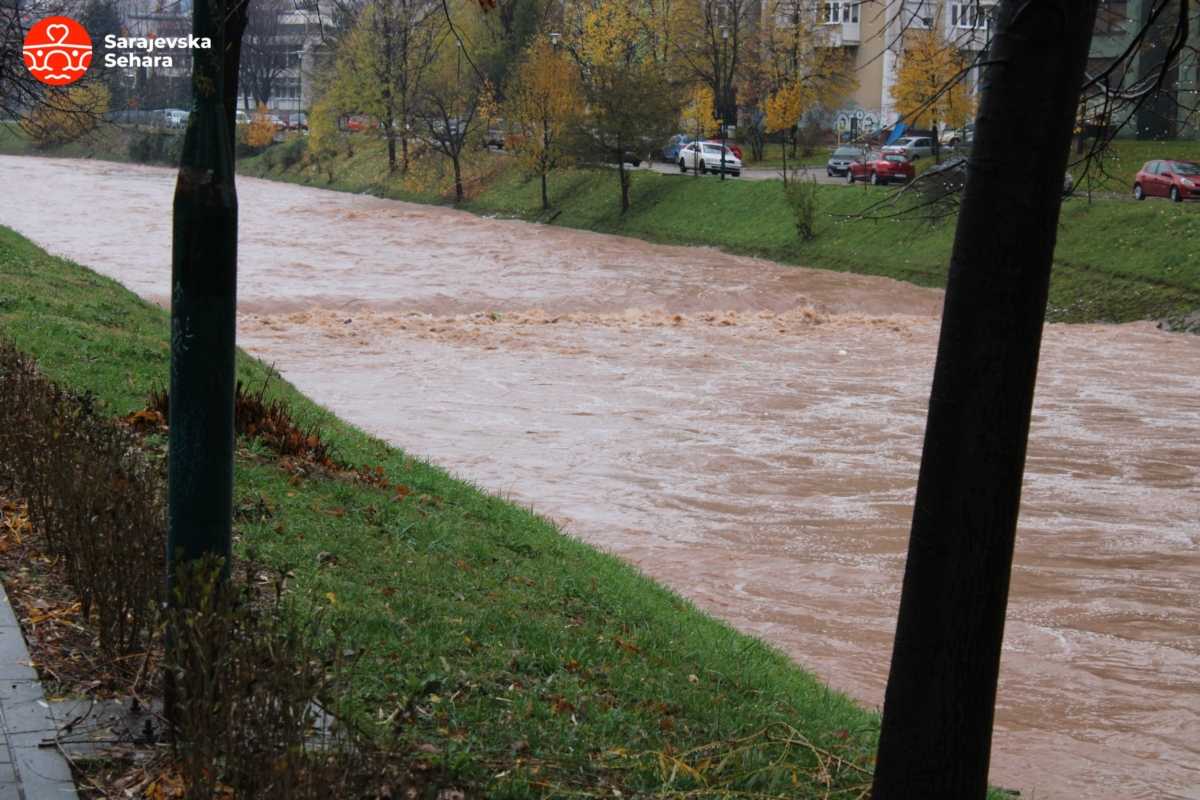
[680,83,714,142]
[244,102,277,149]
[28,83,109,148]
[893,31,975,140]
[564,0,678,212]
[763,81,808,183]
[505,39,582,210]
[305,95,344,182]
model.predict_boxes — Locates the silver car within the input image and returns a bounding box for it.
[827,145,866,176]
[882,136,934,160]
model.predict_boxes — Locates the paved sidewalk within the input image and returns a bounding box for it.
[0,582,79,800]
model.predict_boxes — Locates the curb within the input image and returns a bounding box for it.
[0,582,79,799]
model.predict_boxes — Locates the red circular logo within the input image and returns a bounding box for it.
[23,16,92,86]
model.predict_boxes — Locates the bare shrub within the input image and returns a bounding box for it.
[167,558,392,800]
[784,176,821,241]
[0,341,164,655]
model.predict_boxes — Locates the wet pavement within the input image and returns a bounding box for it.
[2,155,1197,800]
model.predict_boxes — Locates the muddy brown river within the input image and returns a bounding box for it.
[3,156,1197,799]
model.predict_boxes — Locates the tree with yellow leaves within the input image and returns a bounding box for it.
[763,81,807,183]
[28,83,109,148]
[680,83,714,143]
[567,0,679,212]
[505,39,582,210]
[893,31,975,155]
[327,0,442,173]
[754,0,857,159]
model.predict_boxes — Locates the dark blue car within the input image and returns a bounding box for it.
[662,134,693,162]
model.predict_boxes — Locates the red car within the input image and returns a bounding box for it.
[1133,159,1200,202]
[846,153,915,185]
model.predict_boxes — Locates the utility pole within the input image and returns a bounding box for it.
[718,23,728,181]
[167,0,248,595]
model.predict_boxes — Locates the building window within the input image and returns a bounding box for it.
[949,2,988,29]
[902,0,933,28]
[823,1,859,24]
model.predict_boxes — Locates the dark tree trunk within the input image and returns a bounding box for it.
[168,0,249,592]
[402,134,409,173]
[781,130,789,186]
[619,163,630,212]
[452,152,464,202]
[870,2,1099,797]
[615,150,630,213]
[541,171,549,210]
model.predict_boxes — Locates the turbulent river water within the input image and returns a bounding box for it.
[3,156,1197,799]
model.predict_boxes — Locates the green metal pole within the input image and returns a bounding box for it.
[167,0,239,591]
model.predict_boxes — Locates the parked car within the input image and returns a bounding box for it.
[235,110,251,126]
[1133,159,1200,202]
[484,127,506,148]
[662,134,692,161]
[882,136,934,160]
[939,124,974,147]
[847,153,915,185]
[267,113,287,131]
[285,112,308,131]
[827,145,866,176]
[677,141,742,176]
[162,108,189,129]
[344,114,376,132]
[704,139,743,160]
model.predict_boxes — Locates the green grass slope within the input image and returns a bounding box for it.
[0,224,885,797]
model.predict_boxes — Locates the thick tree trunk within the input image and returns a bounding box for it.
[541,171,549,211]
[452,152,464,202]
[168,0,249,591]
[617,157,630,213]
[402,134,409,174]
[870,2,1099,798]
[387,132,397,172]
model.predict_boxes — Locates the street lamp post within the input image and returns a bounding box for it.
[719,24,729,182]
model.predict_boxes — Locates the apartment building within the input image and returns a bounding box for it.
[781,0,992,138]
[792,0,1198,139]
[235,4,330,117]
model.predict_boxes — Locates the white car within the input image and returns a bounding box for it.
[678,142,742,177]
[162,108,189,128]
[882,136,934,160]
[940,125,974,147]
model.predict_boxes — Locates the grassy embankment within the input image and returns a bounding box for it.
[240,135,1200,327]
[0,224,891,797]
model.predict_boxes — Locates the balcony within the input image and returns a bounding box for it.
[820,19,860,46]
[944,1,995,50]
[818,2,861,46]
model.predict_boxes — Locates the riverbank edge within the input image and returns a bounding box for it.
[237,139,1200,331]
[3,124,1199,330]
[0,224,922,797]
